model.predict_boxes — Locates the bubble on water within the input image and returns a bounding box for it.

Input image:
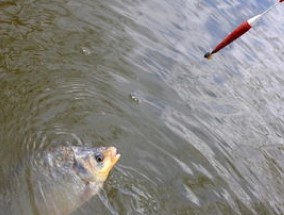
[81,47,92,55]
[129,93,140,103]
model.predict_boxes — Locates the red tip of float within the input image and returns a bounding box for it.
[280,0,284,3]
[204,52,213,59]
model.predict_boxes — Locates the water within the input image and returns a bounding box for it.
[0,0,284,214]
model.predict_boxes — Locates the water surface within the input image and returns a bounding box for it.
[0,0,284,214]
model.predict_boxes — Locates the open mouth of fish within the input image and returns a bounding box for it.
[105,147,121,165]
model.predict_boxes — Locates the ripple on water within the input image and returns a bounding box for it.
[1,0,284,214]
[101,165,159,215]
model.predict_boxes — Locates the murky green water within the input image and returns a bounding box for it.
[1,0,284,214]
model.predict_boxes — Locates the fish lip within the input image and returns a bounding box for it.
[110,146,119,156]
[106,147,121,164]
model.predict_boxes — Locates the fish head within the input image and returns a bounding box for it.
[72,146,120,183]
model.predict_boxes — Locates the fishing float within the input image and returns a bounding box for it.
[204,0,284,59]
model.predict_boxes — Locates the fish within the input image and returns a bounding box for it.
[26,145,120,215]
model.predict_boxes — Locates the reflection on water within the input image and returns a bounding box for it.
[0,0,284,214]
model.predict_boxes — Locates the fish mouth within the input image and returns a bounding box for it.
[103,147,121,166]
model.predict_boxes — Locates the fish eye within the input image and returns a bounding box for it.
[95,153,104,163]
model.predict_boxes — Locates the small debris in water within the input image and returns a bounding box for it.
[129,93,140,103]
[81,47,92,55]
